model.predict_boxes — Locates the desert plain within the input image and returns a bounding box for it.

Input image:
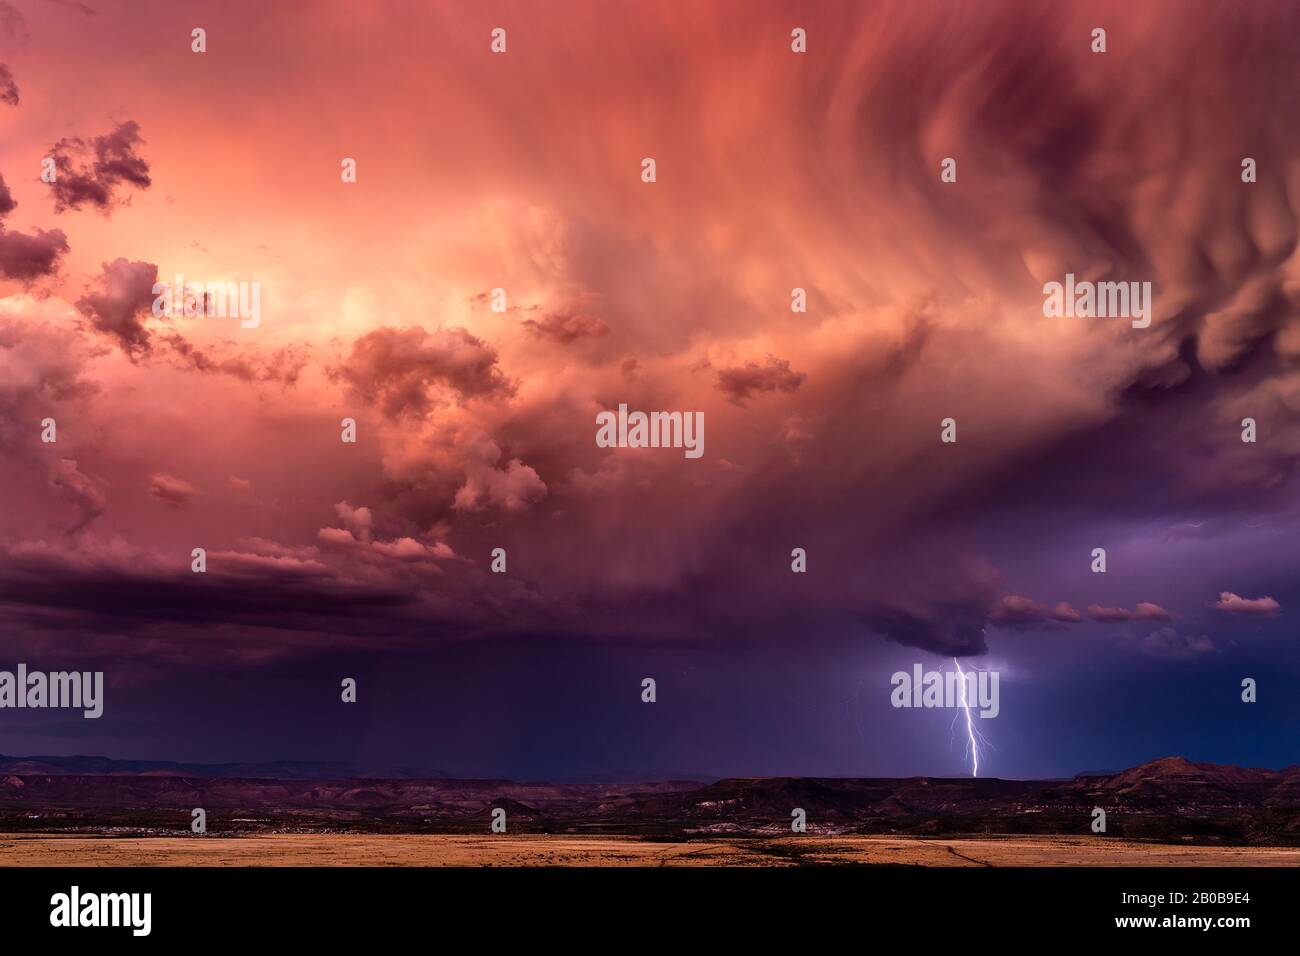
[4,833,1300,867]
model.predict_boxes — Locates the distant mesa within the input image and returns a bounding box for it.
[1,755,1298,846]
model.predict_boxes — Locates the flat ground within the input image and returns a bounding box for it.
[3,833,1299,866]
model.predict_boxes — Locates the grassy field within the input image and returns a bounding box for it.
[4,833,1300,867]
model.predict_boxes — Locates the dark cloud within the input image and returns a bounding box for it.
[0,536,510,668]
[76,258,158,358]
[330,325,515,418]
[0,63,17,106]
[0,174,15,217]
[521,311,608,344]
[48,120,151,213]
[797,0,1300,535]
[0,174,69,280]
[715,356,805,406]
[3,0,1297,689]
[0,224,68,279]
[161,333,309,385]
[846,556,1005,655]
[862,600,991,656]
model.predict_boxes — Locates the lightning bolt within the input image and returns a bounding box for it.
[953,657,984,778]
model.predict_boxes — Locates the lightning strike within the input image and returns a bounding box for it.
[953,657,981,778]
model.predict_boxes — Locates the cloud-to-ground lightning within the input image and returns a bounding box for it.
[953,657,985,778]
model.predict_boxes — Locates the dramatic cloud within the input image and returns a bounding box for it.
[331,326,514,418]
[0,0,1295,776]
[0,537,433,664]
[75,258,158,357]
[48,120,152,213]
[862,599,993,656]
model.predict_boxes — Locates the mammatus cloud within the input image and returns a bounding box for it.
[0,0,1294,673]
[48,120,151,213]
[1214,592,1281,615]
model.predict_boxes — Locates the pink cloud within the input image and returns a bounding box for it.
[1214,592,1281,615]
[148,472,198,507]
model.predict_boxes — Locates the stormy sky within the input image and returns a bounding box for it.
[0,0,1297,779]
